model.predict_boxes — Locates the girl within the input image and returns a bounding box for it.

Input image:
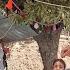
[53,59,66,70]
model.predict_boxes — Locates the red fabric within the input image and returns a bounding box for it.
[5,0,13,10]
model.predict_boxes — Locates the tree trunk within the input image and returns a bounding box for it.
[34,28,62,70]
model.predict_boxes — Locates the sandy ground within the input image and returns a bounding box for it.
[6,38,44,70]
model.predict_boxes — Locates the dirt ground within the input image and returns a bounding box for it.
[6,38,44,70]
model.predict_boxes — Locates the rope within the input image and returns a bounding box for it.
[12,1,23,13]
[0,17,15,39]
[35,0,70,9]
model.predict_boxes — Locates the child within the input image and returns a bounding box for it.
[53,59,66,70]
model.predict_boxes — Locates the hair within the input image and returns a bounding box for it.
[53,59,66,69]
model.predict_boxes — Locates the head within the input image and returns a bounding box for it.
[53,59,66,70]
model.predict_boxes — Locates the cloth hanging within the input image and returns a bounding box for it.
[5,0,13,10]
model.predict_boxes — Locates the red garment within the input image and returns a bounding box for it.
[5,0,13,10]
